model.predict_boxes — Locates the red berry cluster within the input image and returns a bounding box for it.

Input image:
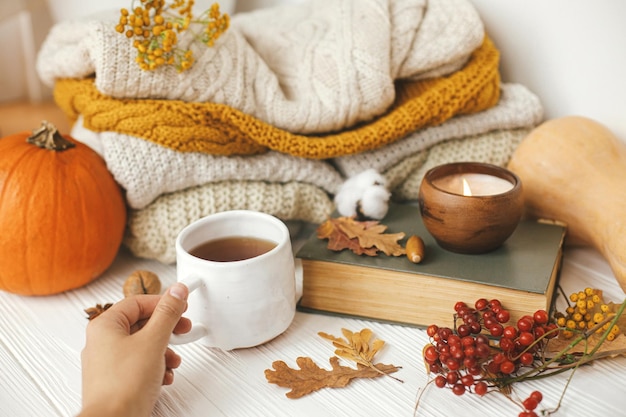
[423,298,559,397]
[424,324,491,396]
[473,298,559,375]
[519,390,543,417]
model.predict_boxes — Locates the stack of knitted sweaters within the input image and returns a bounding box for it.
[36,0,543,263]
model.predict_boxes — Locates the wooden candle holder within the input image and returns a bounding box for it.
[418,162,523,254]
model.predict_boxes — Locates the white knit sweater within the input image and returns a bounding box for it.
[36,0,484,134]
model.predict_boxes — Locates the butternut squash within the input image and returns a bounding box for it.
[507,116,626,291]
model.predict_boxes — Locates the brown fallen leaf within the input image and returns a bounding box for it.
[317,217,378,256]
[316,217,405,256]
[265,356,401,399]
[549,288,626,358]
[546,331,626,358]
[337,218,405,256]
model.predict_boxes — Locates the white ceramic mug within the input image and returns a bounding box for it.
[170,210,296,350]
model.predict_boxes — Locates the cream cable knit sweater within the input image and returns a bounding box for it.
[70,120,344,209]
[36,0,484,134]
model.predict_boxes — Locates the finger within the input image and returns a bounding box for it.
[165,348,182,370]
[139,317,190,335]
[143,283,189,345]
[172,317,193,335]
[163,368,175,386]
[91,295,161,334]
[131,316,190,334]
[129,318,149,334]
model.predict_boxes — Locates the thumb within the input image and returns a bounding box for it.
[144,283,189,344]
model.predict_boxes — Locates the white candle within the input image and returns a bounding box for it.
[432,173,514,196]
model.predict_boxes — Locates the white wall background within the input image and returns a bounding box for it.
[470,0,626,142]
[1,0,624,142]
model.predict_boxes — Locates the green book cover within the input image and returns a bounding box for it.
[296,203,567,326]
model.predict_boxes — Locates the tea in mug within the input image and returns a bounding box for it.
[189,236,277,262]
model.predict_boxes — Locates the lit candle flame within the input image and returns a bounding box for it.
[462,178,472,196]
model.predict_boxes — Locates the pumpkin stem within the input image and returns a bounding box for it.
[27,121,75,151]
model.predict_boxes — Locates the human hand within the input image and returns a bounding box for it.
[78,283,191,417]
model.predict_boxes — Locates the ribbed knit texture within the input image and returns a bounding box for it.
[52,35,500,159]
[70,120,344,209]
[334,83,543,177]
[124,181,334,263]
[37,0,485,135]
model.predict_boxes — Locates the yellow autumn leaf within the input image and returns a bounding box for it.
[317,328,403,382]
[367,339,386,362]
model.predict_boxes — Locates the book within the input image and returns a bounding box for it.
[296,203,566,328]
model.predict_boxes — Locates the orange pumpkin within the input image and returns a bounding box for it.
[0,121,127,295]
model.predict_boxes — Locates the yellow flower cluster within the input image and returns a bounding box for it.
[555,287,621,340]
[115,0,229,72]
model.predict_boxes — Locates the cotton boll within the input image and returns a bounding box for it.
[334,186,362,218]
[334,169,391,219]
[359,185,391,220]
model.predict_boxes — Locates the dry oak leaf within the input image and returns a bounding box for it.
[317,217,405,256]
[316,217,378,256]
[338,219,405,256]
[265,356,401,399]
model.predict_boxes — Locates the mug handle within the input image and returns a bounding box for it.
[169,275,209,345]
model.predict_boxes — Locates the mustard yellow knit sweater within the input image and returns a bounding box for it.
[54,36,500,159]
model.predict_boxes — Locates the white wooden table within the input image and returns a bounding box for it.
[1,232,625,417]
